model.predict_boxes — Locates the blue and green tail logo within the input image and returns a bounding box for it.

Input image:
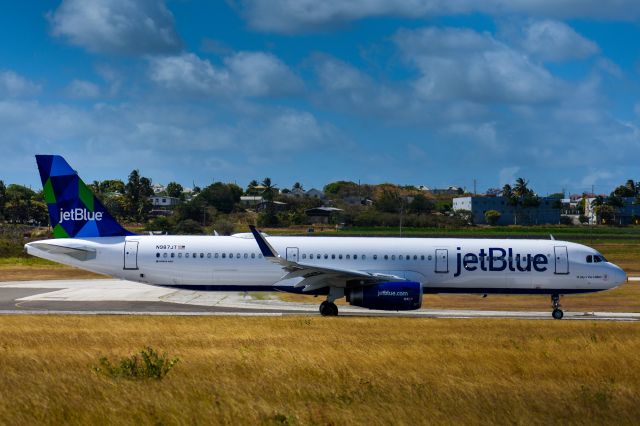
[36,155,134,238]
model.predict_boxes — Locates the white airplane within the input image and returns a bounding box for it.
[25,155,627,319]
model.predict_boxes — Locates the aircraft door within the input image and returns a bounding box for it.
[286,247,299,262]
[124,241,139,270]
[554,246,569,275]
[435,249,449,273]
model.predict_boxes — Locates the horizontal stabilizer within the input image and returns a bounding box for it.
[28,242,96,261]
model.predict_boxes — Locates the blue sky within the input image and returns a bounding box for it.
[1,1,640,195]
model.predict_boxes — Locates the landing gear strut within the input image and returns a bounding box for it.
[551,294,563,320]
[319,287,344,317]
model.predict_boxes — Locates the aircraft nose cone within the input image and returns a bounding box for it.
[610,265,627,286]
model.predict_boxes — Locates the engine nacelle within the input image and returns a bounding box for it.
[347,281,423,311]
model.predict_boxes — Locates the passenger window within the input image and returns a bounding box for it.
[421,255,425,260]
[156,253,160,258]
[200,253,204,258]
[192,253,196,258]
[354,254,358,260]
[244,253,248,259]
[324,254,328,259]
[302,254,307,259]
[362,255,366,260]
[222,253,226,258]
[586,255,592,263]
[373,255,377,260]
[384,255,388,260]
[186,253,190,258]
[413,255,417,260]
[171,253,175,258]
[178,253,182,258]
[399,255,403,260]
[258,254,263,258]
[391,255,396,260]
[346,255,350,260]
[237,253,240,258]
[251,253,255,259]
[207,253,211,258]
[339,254,343,259]
[309,254,313,259]
[229,253,234,259]
[215,253,219,258]
[331,254,336,259]
[406,254,410,259]
[163,253,167,258]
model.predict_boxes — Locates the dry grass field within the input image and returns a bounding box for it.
[0,316,638,425]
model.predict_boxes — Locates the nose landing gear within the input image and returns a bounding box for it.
[551,294,563,320]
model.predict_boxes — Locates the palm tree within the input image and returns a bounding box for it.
[513,178,529,197]
[261,177,276,202]
[292,182,303,191]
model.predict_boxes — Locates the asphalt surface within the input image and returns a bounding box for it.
[0,279,638,320]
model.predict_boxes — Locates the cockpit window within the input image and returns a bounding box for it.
[587,254,607,263]
[586,255,593,263]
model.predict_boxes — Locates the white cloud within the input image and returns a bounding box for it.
[66,79,101,98]
[0,70,41,98]
[580,170,613,189]
[499,166,520,187]
[237,0,640,33]
[394,27,562,104]
[49,0,181,55]
[518,20,599,61]
[149,52,302,98]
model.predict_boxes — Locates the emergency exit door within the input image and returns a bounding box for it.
[286,247,299,262]
[124,241,139,270]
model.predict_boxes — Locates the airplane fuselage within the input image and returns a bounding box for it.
[26,234,626,295]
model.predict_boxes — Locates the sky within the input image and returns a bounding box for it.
[1,1,640,196]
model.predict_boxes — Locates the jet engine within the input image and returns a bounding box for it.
[347,281,423,311]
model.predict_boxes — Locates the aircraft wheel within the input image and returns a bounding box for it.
[552,309,564,320]
[320,301,338,316]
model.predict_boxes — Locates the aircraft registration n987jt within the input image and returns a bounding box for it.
[25,155,627,319]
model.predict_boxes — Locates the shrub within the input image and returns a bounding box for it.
[559,216,573,225]
[94,347,179,380]
[484,210,501,226]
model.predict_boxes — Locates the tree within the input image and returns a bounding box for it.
[485,210,501,226]
[198,182,237,214]
[125,170,154,222]
[261,177,276,202]
[513,178,529,197]
[293,182,303,191]
[0,180,6,218]
[246,180,260,195]
[166,182,184,198]
[408,194,434,215]
[99,179,125,194]
[375,188,402,213]
[613,183,635,198]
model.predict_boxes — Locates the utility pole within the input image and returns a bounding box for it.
[473,179,477,196]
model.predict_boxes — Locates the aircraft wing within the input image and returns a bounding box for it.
[249,225,405,292]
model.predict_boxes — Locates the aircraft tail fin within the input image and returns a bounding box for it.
[35,155,134,238]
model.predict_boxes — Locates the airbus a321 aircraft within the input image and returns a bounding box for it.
[25,155,626,319]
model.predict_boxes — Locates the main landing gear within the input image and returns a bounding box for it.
[551,294,563,320]
[319,301,338,316]
[319,287,344,316]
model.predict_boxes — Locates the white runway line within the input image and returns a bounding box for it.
[1,279,639,320]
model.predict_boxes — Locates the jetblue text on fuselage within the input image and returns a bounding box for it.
[59,208,103,223]
[453,247,548,277]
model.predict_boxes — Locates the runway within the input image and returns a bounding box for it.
[0,279,638,320]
